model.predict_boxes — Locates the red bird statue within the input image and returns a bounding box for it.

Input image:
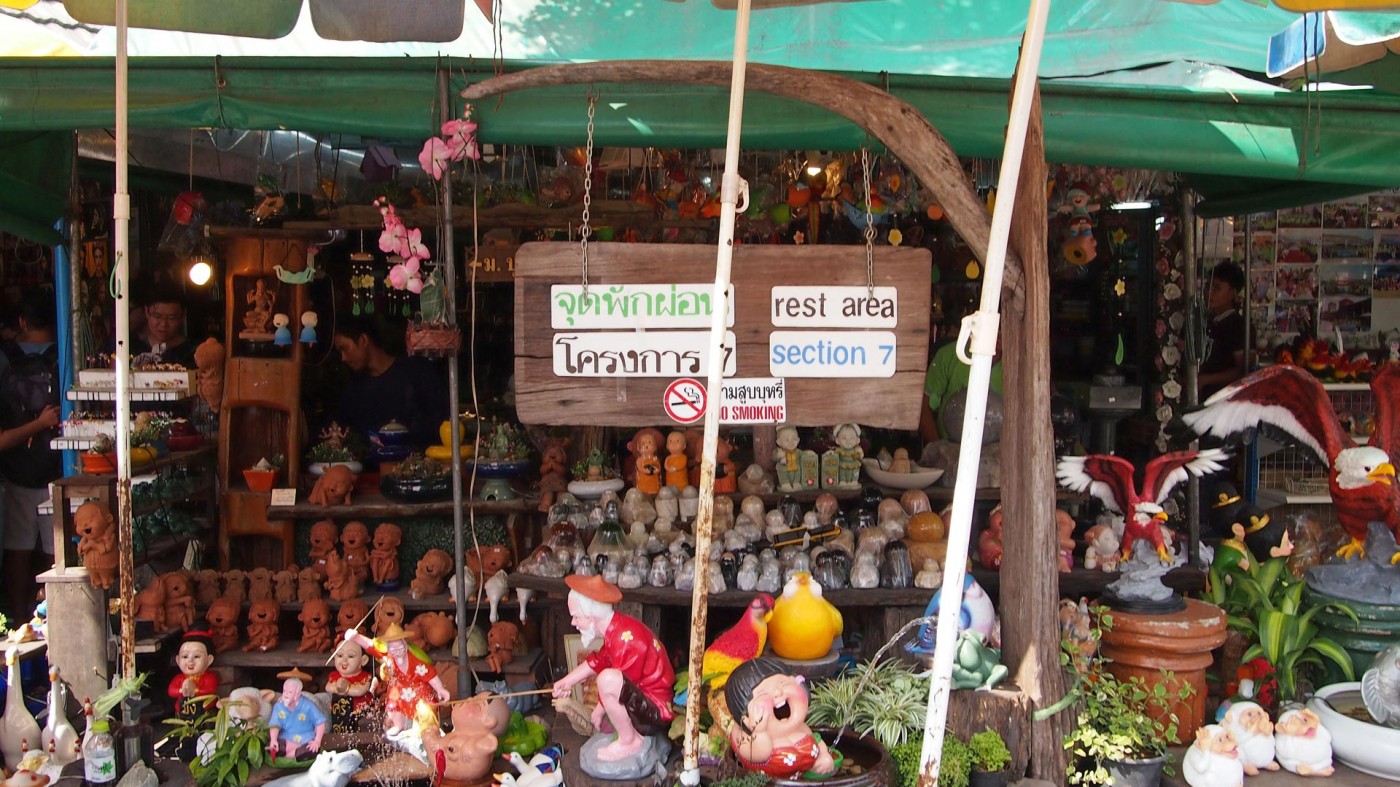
[702,593,774,690]
[1057,450,1228,565]
[1184,363,1400,562]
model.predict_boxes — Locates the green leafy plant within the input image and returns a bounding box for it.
[386,452,450,479]
[939,734,972,787]
[707,773,771,787]
[571,447,619,481]
[968,729,1011,774]
[1054,608,1192,786]
[1206,556,1356,703]
[807,658,928,749]
[180,700,271,787]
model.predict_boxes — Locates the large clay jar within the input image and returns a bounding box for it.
[1100,598,1227,744]
[749,728,898,787]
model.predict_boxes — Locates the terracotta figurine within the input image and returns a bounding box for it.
[307,520,339,578]
[537,438,570,513]
[336,598,370,638]
[409,549,454,599]
[273,568,297,604]
[552,575,674,762]
[369,523,402,590]
[725,658,836,779]
[244,598,281,652]
[193,338,225,410]
[195,568,222,606]
[324,551,359,603]
[713,434,738,495]
[630,429,662,496]
[297,598,333,653]
[163,571,197,632]
[132,576,167,632]
[372,596,407,638]
[222,568,247,606]
[485,621,520,674]
[344,623,451,736]
[205,597,241,653]
[74,501,117,591]
[246,567,274,602]
[664,431,689,490]
[308,465,356,507]
[1056,509,1076,573]
[421,696,500,785]
[406,612,456,651]
[297,567,323,603]
[341,521,371,586]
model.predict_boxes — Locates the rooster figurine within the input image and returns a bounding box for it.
[1057,450,1228,565]
[1185,363,1400,562]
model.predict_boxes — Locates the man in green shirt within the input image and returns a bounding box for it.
[919,341,1003,443]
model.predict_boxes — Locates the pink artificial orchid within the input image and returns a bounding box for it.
[441,118,480,162]
[418,136,453,181]
[387,260,423,293]
[403,227,430,262]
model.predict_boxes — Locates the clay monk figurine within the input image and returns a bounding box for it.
[74,501,118,591]
[552,575,675,767]
[630,429,662,496]
[344,623,451,737]
[267,669,327,761]
[369,523,402,590]
[340,521,371,586]
[725,657,836,779]
[193,337,225,411]
[664,431,689,491]
[308,465,356,507]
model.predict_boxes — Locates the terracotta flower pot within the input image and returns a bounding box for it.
[242,468,277,492]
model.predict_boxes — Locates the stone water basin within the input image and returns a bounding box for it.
[1308,682,1400,781]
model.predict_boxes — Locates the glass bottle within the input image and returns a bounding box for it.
[82,719,116,787]
[114,698,154,777]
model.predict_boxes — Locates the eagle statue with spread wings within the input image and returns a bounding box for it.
[1057,450,1229,565]
[1184,363,1400,562]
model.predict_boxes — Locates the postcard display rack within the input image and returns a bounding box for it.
[1234,190,1400,353]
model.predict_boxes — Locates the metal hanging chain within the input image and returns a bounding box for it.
[579,90,598,299]
[860,146,876,299]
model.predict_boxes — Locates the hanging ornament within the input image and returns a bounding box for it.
[350,251,376,315]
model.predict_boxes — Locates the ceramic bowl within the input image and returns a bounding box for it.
[1309,682,1400,780]
[308,460,364,477]
[472,459,533,478]
[166,434,204,452]
[861,458,944,490]
[567,478,625,499]
[375,421,411,447]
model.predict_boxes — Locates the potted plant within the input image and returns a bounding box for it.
[306,422,363,476]
[566,446,624,498]
[806,658,924,786]
[1205,556,1357,707]
[242,454,284,492]
[82,434,157,474]
[1057,609,1190,787]
[380,452,453,502]
[968,729,1012,787]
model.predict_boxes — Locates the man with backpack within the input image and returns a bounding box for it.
[0,294,62,620]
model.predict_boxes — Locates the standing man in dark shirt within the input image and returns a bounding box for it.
[1199,262,1247,399]
[133,288,198,369]
[331,316,449,448]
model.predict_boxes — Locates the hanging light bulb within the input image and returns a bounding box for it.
[187,255,213,286]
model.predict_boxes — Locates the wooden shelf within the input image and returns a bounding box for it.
[267,492,540,519]
[0,639,46,661]
[65,387,193,402]
[52,446,215,489]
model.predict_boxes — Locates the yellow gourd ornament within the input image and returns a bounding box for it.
[766,572,843,661]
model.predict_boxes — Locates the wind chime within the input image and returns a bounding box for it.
[350,232,377,316]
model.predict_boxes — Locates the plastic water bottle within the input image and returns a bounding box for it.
[82,719,116,787]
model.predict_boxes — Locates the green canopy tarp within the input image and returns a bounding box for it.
[0,131,71,245]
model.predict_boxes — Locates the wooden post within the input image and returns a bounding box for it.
[998,85,1069,781]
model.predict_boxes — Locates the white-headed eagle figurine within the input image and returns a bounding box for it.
[1057,449,1227,565]
[1185,363,1400,562]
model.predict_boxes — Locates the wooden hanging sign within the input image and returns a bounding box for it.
[513,242,931,428]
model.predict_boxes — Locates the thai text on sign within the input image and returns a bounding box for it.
[553,331,738,377]
[551,283,736,329]
[719,377,787,423]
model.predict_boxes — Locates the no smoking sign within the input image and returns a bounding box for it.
[663,378,707,424]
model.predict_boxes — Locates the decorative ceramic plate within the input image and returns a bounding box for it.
[567,478,625,499]
[861,458,944,490]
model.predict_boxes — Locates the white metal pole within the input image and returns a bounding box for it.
[112,0,136,682]
[916,0,1051,783]
[680,1,751,784]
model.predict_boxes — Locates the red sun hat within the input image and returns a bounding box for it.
[565,574,623,604]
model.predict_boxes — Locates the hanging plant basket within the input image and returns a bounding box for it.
[405,320,461,358]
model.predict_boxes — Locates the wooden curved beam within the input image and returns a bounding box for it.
[461,60,1025,310]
